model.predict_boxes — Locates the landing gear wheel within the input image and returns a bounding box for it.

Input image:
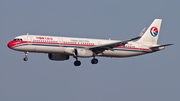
[91,58,98,64]
[74,60,81,66]
[23,57,28,61]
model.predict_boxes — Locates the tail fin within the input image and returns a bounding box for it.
[138,19,162,44]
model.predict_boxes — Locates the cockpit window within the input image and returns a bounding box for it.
[13,38,23,41]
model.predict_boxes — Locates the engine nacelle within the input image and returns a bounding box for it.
[48,53,69,61]
[74,48,93,57]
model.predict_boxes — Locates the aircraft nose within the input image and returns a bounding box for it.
[7,41,15,49]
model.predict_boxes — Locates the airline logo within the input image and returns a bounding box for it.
[150,26,158,37]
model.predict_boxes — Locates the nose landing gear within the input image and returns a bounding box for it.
[23,52,28,61]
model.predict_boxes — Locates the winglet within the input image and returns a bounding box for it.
[129,27,146,41]
[139,27,146,37]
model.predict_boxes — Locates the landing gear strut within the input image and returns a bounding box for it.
[91,58,98,64]
[23,51,28,61]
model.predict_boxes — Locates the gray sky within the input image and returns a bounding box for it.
[1,0,179,101]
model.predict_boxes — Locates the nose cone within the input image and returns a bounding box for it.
[7,41,16,49]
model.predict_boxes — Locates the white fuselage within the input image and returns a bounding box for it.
[8,35,155,58]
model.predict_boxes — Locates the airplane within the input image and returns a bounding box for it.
[7,19,172,66]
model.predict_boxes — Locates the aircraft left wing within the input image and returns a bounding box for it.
[89,33,143,54]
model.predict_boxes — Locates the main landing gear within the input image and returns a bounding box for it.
[73,57,99,66]
[74,57,81,66]
[74,60,81,66]
[91,58,98,64]
[23,52,28,61]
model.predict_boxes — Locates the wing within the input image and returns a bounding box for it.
[89,33,144,54]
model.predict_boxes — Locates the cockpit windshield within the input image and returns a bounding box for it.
[13,38,23,41]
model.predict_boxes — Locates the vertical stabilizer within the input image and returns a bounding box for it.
[138,19,162,44]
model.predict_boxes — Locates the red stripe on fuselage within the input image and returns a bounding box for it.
[8,40,150,51]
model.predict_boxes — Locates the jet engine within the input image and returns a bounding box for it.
[48,53,69,61]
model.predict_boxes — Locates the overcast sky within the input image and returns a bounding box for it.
[1,0,179,101]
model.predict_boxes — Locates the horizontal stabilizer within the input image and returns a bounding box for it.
[150,44,173,51]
